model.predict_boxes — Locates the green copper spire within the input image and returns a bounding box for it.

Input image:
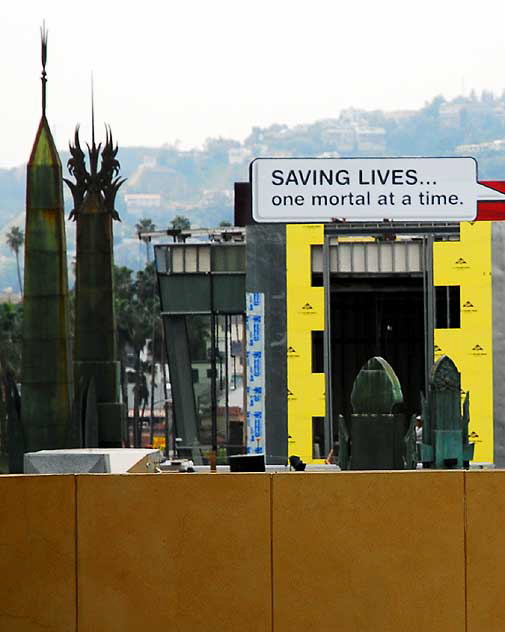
[26,117,63,210]
[21,26,73,452]
[65,122,126,447]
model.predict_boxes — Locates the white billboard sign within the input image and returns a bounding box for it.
[251,157,505,223]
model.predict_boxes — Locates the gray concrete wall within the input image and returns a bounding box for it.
[246,224,287,464]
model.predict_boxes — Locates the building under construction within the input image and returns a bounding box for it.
[154,176,505,467]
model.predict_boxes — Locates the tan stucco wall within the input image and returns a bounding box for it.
[0,470,503,631]
[273,471,466,632]
[77,473,272,632]
[466,470,505,631]
[0,474,76,632]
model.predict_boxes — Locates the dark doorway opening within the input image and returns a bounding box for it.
[330,276,425,423]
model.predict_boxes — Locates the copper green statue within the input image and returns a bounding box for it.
[21,25,73,452]
[338,357,413,470]
[64,111,126,447]
[419,355,474,468]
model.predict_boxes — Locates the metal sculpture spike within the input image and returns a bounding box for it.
[100,126,125,220]
[64,124,125,221]
[40,22,48,116]
[63,126,87,220]
[91,73,95,147]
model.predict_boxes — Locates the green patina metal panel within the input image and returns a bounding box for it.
[28,166,62,210]
[435,430,464,468]
[159,271,245,314]
[160,275,211,313]
[213,275,245,313]
[350,415,405,470]
[212,245,246,272]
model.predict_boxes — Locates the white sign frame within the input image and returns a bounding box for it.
[250,156,505,223]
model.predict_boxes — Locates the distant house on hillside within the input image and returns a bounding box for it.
[356,127,386,153]
[322,125,356,152]
[124,193,162,215]
[321,124,386,154]
[382,110,416,122]
[439,101,505,128]
[455,139,505,155]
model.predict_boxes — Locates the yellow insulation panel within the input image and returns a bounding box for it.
[286,224,325,462]
[286,221,493,464]
[433,221,493,462]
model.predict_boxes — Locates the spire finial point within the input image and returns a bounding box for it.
[91,72,95,147]
[40,21,48,116]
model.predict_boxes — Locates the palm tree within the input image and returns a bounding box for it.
[171,215,190,231]
[135,218,156,262]
[114,263,161,447]
[5,226,24,295]
[171,215,190,243]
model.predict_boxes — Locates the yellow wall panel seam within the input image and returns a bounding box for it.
[287,224,325,462]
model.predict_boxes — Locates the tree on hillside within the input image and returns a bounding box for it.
[135,218,156,262]
[5,226,24,295]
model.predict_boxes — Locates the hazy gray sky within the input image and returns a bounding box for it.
[1,0,504,167]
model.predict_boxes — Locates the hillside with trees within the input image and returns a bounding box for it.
[2,91,505,291]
